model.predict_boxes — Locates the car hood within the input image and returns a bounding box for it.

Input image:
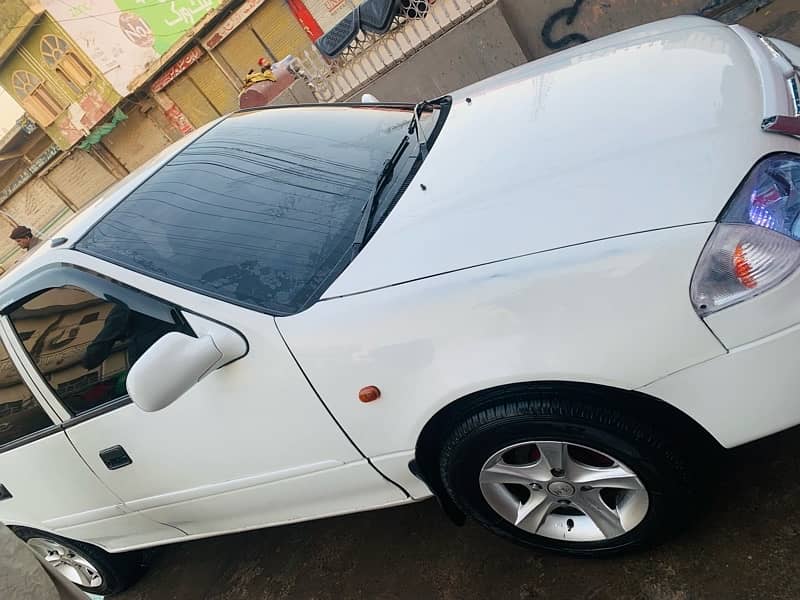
[323,17,800,299]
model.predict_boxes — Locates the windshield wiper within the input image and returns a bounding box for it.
[408,99,435,159]
[351,134,410,258]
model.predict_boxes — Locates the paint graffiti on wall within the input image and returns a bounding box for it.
[541,0,589,50]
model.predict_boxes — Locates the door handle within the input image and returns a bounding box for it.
[99,445,133,470]
[0,484,12,501]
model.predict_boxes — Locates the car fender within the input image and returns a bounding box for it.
[277,223,724,459]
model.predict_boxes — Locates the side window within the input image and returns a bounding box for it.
[8,286,184,416]
[0,339,52,447]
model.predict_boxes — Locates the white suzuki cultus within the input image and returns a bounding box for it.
[2,16,800,595]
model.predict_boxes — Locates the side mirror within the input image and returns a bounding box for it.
[361,93,380,103]
[127,316,246,412]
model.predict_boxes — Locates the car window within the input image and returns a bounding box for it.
[8,286,184,416]
[0,339,52,447]
[75,105,423,315]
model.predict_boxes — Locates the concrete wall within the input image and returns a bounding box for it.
[350,2,528,102]
[498,0,750,61]
[342,0,754,103]
[739,0,800,44]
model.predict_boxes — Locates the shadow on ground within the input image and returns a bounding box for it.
[117,426,800,600]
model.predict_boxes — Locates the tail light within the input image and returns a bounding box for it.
[691,153,800,316]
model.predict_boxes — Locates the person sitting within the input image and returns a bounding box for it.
[243,57,277,88]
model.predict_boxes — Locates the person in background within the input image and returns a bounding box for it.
[243,57,277,88]
[9,225,40,252]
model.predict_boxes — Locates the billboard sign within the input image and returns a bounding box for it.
[42,0,223,94]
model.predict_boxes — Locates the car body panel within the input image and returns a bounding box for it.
[279,224,724,458]
[0,250,406,551]
[641,322,800,448]
[0,431,185,548]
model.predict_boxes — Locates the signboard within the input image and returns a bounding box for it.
[300,0,364,34]
[203,0,265,49]
[115,0,223,54]
[41,0,222,95]
[152,91,195,135]
[150,46,204,92]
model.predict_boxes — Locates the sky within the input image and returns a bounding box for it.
[0,88,23,137]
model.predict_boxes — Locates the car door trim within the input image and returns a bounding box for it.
[0,424,62,455]
[59,396,133,429]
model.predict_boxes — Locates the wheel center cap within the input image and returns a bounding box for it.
[547,481,575,497]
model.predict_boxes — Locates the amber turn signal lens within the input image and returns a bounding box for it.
[358,386,381,403]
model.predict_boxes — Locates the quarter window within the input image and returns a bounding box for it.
[8,286,185,416]
[0,339,52,447]
[40,34,93,94]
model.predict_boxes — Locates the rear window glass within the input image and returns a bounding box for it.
[76,106,415,315]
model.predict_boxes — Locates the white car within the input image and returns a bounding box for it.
[2,16,800,595]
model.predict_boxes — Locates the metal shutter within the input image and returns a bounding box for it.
[249,0,313,61]
[216,26,267,82]
[166,71,220,128]
[1,178,71,260]
[189,55,239,115]
[102,108,173,171]
[45,151,116,208]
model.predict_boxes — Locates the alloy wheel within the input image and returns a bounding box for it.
[479,440,649,542]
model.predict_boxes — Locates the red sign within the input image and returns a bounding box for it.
[203,0,265,49]
[287,0,324,41]
[151,46,204,92]
[164,104,195,135]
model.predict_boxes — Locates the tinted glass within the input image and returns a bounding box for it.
[0,340,51,447]
[77,106,416,315]
[9,287,182,415]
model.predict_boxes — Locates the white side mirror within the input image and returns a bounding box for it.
[361,93,380,103]
[127,315,247,412]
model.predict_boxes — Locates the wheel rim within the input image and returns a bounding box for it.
[27,537,104,588]
[479,440,649,542]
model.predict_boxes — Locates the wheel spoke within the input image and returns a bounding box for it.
[570,465,642,490]
[480,462,540,486]
[573,489,626,539]
[515,492,554,533]
[536,442,568,473]
[71,563,94,587]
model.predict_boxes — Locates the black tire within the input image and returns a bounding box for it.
[11,526,145,596]
[438,388,701,556]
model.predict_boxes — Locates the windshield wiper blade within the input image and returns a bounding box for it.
[351,135,410,258]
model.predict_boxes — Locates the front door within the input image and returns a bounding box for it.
[0,323,181,551]
[1,260,406,542]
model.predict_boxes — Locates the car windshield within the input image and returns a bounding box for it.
[77,105,440,315]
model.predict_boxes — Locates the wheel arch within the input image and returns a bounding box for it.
[413,381,723,505]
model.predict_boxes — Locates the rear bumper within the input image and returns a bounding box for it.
[640,323,800,448]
